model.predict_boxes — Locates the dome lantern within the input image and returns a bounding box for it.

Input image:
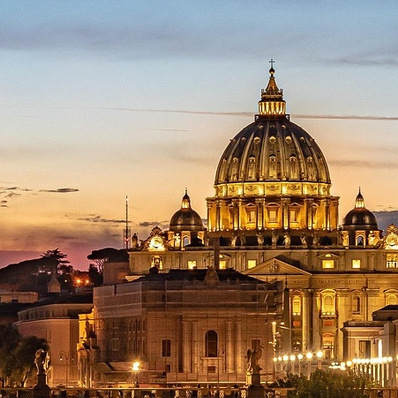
[258,61,286,117]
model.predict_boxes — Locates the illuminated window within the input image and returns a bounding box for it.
[205,330,218,357]
[219,260,227,270]
[162,339,171,357]
[248,209,256,222]
[359,340,371,358]
[247,260,257,269]
[151,256,163,269]
[386,253,398,268]
[188,260,197,270]
[321,290,336,315]
[322,334,335,360]
[269,210,277,222]
[292,296,301,316]
[352,259,361,269]
[322,260,335,269]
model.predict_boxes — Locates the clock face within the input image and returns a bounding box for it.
[148,236,164,251]
[387,234,398,248]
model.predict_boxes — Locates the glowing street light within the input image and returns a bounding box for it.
[132,361,140,387]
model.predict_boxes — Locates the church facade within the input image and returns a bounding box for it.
[89,67,398,386]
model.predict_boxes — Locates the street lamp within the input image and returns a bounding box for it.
[132,361,140,387]
[316,350,323,370]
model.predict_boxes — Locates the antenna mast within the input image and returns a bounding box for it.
[124,195,131,250]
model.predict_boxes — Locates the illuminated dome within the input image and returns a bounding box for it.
[215,68,330,188]
[207,64,340,239]
[170,191,204,232]
[343,189,378,230]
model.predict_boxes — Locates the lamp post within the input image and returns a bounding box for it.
[132,361,140,387]
[306,352,313,378]
[297,354,303,376]
[316,350,323,370]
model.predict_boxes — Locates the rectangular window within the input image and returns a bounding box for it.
[251,339,261,350]
[188,260,197,270]
[290,210,298,223]
[387,254,398,268]
[359,340,371,358]
[247,260,257,269]
[248,209,256,223]
[352,259,361,269]
[268,210,277,222]
[322,260,335,269]
[219,260,227,270]
[162,339,171,357]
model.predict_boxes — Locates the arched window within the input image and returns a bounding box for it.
[356,235,364,246]
[292,295,301,316]
[205,330,218,357]
[386,290,398,305]
[321,290,336,315]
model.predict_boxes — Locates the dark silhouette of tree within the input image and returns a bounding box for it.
[0,325,48,387]
[0,324,20,386]
[287,369,369,398]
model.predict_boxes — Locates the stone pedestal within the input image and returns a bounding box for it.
[33,374,50,398]
[246,372,264,398]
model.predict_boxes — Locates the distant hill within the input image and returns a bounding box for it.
[0,256,57,293]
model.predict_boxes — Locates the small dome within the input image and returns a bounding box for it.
[343,189,378,230]
[170,191,204,232]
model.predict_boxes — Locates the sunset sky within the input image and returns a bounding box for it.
[0,1,398,269]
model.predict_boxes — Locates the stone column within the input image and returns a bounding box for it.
[182,321,191,373]
[226,321,234,373]
[192,321,198,375]
[236,321,242,374]
[302,290,310,351]
[336,289,350,360]
[312,291,321,349]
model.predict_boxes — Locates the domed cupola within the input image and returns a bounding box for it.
[206,63,340,247]
[168,191,205,249]
[170,190,203,232]
[343,189,378,230]
[341,189,380,247]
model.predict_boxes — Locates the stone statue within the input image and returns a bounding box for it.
[283,232,291,249]
[368,231,377,246]
[256,232,264,246]
[131,233,138,248]
[312,233,319,247]
[231,233,237,247]
[35,349,50,375]
[246,345,263,374]
[271,230,278,247]
[300,233,308,248]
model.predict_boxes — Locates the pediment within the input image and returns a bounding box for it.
[242,257,311,276]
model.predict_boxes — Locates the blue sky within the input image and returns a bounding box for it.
[0,1,397,268]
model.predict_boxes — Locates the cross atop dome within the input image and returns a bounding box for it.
[258,59,286,117]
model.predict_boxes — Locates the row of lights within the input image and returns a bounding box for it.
[273,350,324,363]
[352,357,393,365]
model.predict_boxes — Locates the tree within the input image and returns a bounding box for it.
[0,324,21,386]
[0,325,48,387]
[287,369,369,398]
[14,336,48,387]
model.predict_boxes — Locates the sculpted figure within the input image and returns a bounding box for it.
[35,349,50,375]
[256,232,264,246]
[231,233,237,247]
[271,230,278,247]
[283,232,291,249]
[246,345,263,374]
[300,233,308,248]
